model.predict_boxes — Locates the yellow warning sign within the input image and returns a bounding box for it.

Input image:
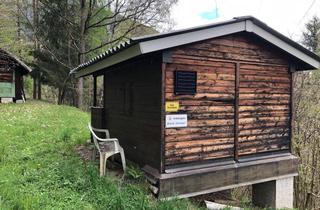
[165,101,180,112]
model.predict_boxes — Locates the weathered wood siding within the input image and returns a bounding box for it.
[104,54,162,169]
[164,32,291,166]
[165,61,236,165]
[0,64,13,83]
[238,63,290,155]
[0,62,15,99]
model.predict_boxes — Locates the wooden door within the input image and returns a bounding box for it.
[237,63,291,157]
[165,61,237,166]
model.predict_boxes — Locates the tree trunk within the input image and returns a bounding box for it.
[37,74,41,100]
[33,76,37,99]
[32,0,40,100]
[58,87,62,105]
[76,0,88,109]
[57,14,73,105]
[76,78,84,108]
[33,0,39,48]
[16,0,21,54]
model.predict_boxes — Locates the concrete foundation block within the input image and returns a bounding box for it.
[252,177,294,209]
[16,99,24,103]
[1,98,13,103]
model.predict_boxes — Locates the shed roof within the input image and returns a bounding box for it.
[71,16,320,78]
[0,49,32,75]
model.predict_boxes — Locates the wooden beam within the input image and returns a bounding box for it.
[289,65,295,153]
[162,50,173,63]
[234,63,240,161]
[160,62,166,172]
[152,154,298,198]
[93,75,97,107]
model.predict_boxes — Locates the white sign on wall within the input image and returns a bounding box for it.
[165,114,188,128]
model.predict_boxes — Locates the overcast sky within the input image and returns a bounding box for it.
[171,0,319,43]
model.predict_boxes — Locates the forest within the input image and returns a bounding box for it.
[1,0,320,209]
[0,0,177,109]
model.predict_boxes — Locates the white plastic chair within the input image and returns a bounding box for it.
[88,123,126,176]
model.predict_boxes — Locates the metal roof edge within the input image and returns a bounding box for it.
[247,17,320,63]
[139,21,246,54]
[132,17,246,42]
[245,19,320,69]
[75,43,142,78]
[71,16,320,76]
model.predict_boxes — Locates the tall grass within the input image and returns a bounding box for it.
[0,101,200,210]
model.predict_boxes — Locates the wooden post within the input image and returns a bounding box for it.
[33,76,37,99]
[103,75,105,105]
[21,76,26,101]
[289,65,295,154]
[37,73,41,100]
[234,62,240,161]
[93,75,97,107]
[160,63,166,173]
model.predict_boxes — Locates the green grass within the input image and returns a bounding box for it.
[0,101,200,210]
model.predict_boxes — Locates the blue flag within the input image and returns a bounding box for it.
[200,7,219,20]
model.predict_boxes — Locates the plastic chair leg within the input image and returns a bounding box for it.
[99,152,107,176]
[120,148,126,172]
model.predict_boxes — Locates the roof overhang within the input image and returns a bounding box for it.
[13,56,33,75]
[245,20,320,70]
[75,44,141,77]
[0,49,32,75]
[73,17,320,78]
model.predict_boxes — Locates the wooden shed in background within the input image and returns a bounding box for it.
[71,16,320,206]
[0,49,32,102]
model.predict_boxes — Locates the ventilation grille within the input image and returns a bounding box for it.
[174,70,197,95]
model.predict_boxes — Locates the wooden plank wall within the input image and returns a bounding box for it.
[0,72,13,83]
[0,61,13,83]
[238,63,290,155]
[0,52,24,100]
[165,55,236,165]
[164,32,291,166]
[104,54,162,169]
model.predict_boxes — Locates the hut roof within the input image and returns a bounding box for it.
[71,16,320,78]
[0,49,32,75]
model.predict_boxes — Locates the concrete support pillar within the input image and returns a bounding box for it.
[252,177,294,209]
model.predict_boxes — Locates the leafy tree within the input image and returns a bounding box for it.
[33,0,79,104]
[302,16,320,53]
[0,0,34,98]
[0,0,33,62]
[294,15,320,209]
[74,0,177,108]
[21,0,177,107]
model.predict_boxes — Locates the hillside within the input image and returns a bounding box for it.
[0,101,199,210]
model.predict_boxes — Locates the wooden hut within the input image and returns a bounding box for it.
[71,16,320,207]
[0,49,32,102]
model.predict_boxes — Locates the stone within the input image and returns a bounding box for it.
[205,201,242,210]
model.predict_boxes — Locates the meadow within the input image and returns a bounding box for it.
[0,101,200,210]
